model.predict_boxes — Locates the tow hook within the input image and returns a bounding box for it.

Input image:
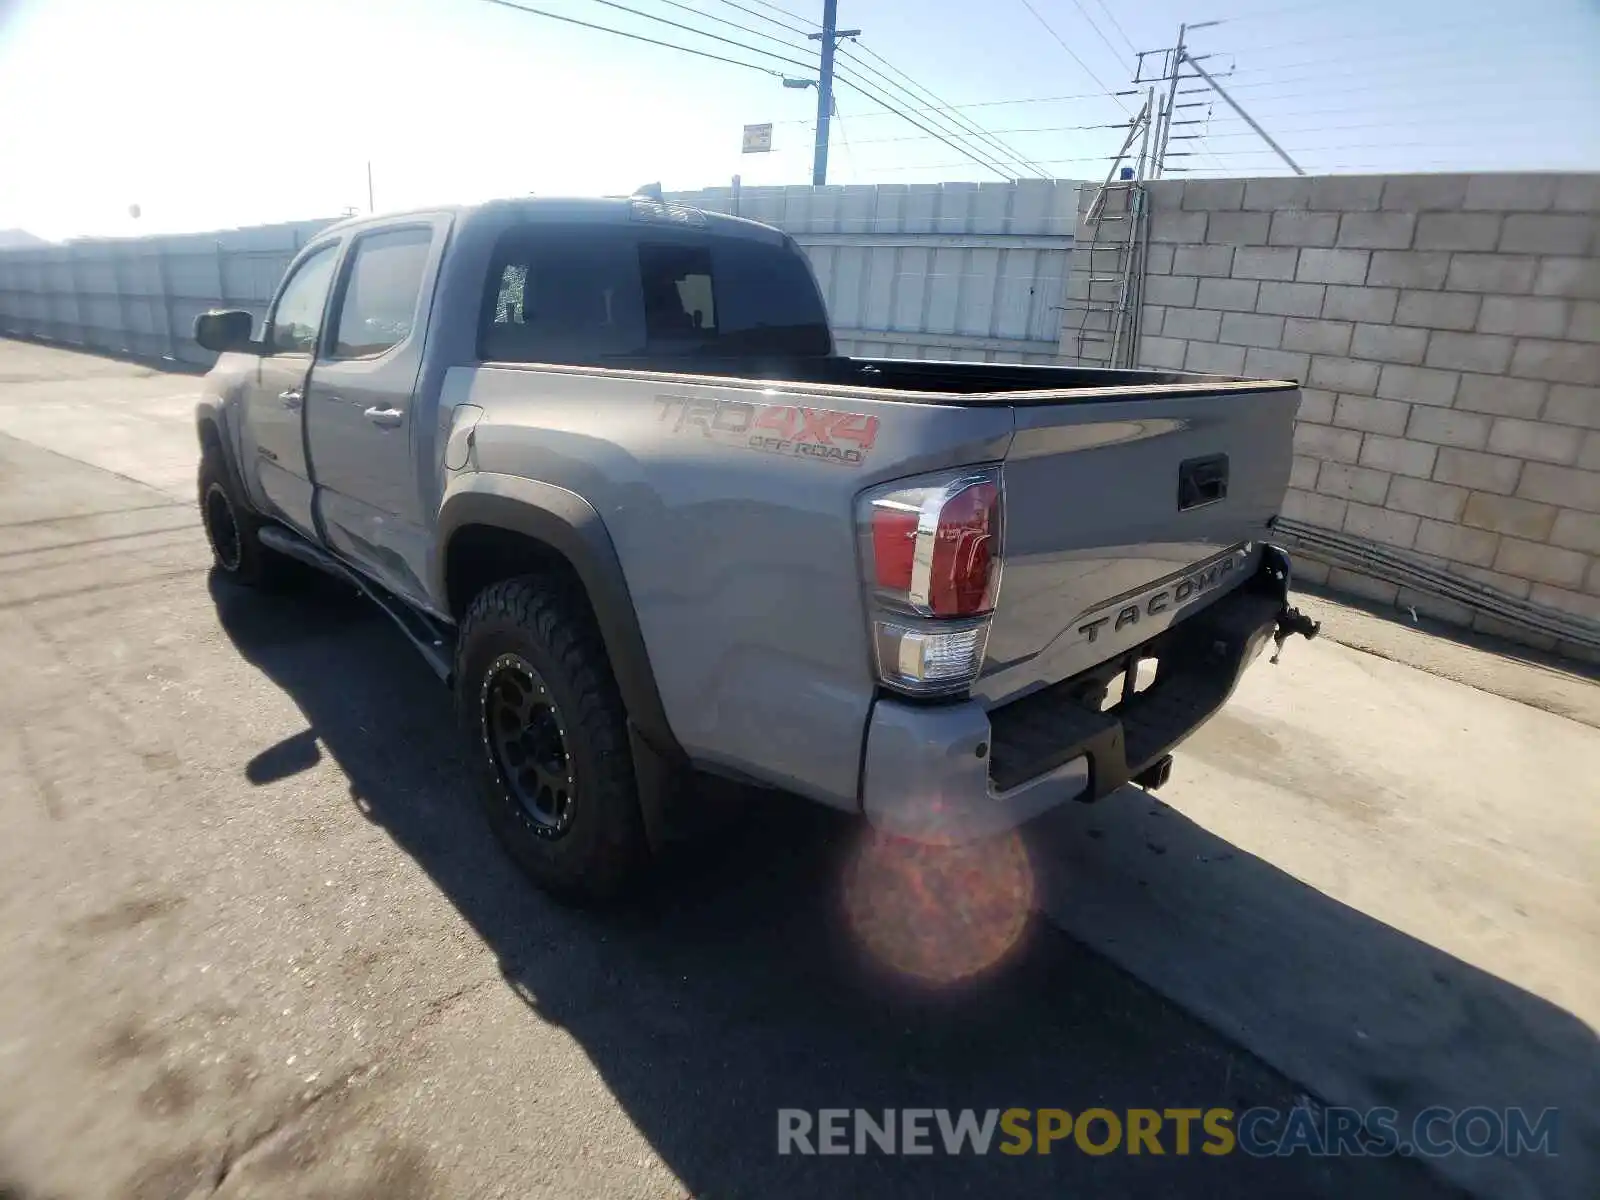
[1270,606,1321,664]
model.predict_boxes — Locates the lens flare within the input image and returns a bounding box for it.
[842,828,1035,985]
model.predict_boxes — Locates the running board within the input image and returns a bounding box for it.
[258,525,454,683]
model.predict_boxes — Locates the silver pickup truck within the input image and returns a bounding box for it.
[194,195,1317,900]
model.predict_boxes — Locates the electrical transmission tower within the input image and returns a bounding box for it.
[1137,21,1303,178]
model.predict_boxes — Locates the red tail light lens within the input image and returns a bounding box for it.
[859,469,1004,618]
[857,468,1004,696]
[871,504,919,594]
[929,480,998,616]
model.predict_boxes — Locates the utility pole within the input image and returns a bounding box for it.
[808,1,860,186]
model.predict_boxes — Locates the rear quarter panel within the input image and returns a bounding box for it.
[439,363,1013,808]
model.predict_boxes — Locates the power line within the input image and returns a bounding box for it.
[1192,137,1233,175]
[1173,134,1565,156]
[833,97,858,180]
[1015,0,1133,113]
[822,73,1590,126]
[844,151,1125,174]
[832,48,1022,173]
[1088,0,1138,58]
[842,42,1043,170]
[767,87,1138,125]
[1192,55,1590,93]
[570,0,813,70]
[1195,93,1594,122]
[704,0,813,37]
[642,0,811,52]
[479,0,796,75]
[830,67,1019,179]
[822,118,1137,146]
[1177,76,1587,104]
[1184,114,1564,141]
[734,0,812,26]
[1219,38,1587,77]
[840,42,1053,176]
[1062,0,1135,72]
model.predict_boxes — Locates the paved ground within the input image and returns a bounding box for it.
[0,340,1594,1199]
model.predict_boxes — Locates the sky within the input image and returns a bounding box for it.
[0,0,1596,240]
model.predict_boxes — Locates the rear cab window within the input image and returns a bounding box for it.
[479,221,831,365]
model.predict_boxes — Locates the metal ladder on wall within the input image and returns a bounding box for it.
[1063,181,1150,369]
[1061,93,1156,370]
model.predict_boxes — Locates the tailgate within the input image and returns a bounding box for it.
[975,384,1298,707]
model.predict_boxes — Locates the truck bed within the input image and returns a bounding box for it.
[449,351,1298,803]
[530,352,1292,402]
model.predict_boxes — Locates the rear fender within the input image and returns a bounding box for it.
[434,472,682,768]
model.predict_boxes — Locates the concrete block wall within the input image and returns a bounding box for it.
[1066,172,1600,649]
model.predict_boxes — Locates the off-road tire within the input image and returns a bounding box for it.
[198,444,295,589]
[455,574,647,903]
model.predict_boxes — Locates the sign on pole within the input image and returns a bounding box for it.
[741,123,773,154]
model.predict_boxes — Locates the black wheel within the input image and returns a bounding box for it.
[455,574,647,902]
[198,444,294,589]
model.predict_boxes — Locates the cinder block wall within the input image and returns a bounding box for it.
[1063,172,1600,648]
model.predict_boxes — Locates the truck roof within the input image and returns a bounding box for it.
[319,195,786,244]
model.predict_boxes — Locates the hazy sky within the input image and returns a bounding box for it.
[1,0,1596,239]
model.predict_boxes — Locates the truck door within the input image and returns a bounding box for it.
[303,221,443,605]
[241,241,340,534]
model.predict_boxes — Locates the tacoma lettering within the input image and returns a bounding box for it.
[1077,553,1244,645]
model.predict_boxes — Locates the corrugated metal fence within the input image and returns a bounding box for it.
[669,181,1081,363]
[0,220,332,367]
[0,181,1080,367]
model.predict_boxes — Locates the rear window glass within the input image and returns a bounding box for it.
[707,236,831,356]
[479,225,831,364]
[639,243,715,341]
[480,232,646,364]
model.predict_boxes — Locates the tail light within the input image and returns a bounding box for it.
[856,467,1004,696]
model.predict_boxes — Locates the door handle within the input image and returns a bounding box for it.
[1178,454,1229,511]
[278,389,303,409]
[364,406,405,429]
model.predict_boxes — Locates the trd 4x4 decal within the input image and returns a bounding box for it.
[655,395,879,466]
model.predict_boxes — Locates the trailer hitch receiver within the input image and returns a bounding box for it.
[1270,606,1321,665]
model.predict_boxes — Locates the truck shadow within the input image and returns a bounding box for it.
[208,572,1591,1200]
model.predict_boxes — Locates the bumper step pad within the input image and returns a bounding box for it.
[987,587,1283,799]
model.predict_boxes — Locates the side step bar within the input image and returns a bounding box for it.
[258,525,455,683]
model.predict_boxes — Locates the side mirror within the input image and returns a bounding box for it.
[194,309,256,354]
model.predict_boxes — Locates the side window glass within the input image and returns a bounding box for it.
[493,263,528,325]
[478,229,645,364]
[638,243,716,341]
[268,245,338,354]
[332,228,432,358]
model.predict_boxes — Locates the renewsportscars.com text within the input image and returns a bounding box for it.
[777,1106,1559,1158]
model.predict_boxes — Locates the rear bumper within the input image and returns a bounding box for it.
[860,546,1294,843]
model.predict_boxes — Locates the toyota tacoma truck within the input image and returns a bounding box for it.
[193,195,1317,900]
